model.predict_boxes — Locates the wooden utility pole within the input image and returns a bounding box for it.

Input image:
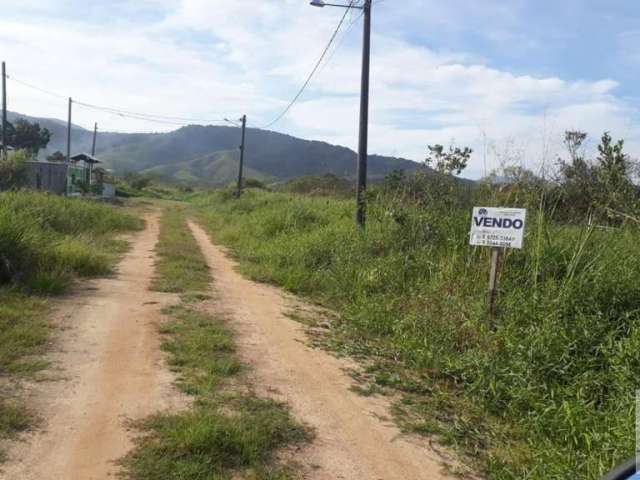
[236,114,247,197]
[1,61,7,159]
[89,122,98,186]
[66,97,72,162]
[91,122,97,156]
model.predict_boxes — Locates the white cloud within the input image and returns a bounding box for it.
[0,0,638,178]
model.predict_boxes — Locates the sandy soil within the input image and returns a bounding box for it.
[189,220,461,480]
[1,213,183,480]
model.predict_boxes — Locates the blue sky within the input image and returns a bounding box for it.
[0,0,638,178]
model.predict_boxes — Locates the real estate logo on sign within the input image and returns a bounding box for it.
[470,207,527,249]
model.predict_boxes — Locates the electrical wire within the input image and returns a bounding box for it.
[262,0,358,129]
[318,8,364,76]
[6,75,228,126]
[73,100,227,124]
[5,74,68,100]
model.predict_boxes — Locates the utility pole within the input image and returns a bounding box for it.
[89,122,98,186]
[1,62,7,159]
[355,0,372,227]
[310,0,373,225]
[236,114,247,197]
[91,122,97,156]
[66,97,72,162]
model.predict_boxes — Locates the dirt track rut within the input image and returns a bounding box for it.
[2,213,182,480]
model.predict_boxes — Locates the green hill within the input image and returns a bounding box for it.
[8,112,422,185]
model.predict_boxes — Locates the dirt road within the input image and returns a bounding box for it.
[2,213,182,480]
[189,221,457,480]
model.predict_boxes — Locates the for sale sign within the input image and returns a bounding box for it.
[470,207,527,249]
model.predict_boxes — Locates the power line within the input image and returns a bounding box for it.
[318,8,364,76]
[5,74,68,100]
[74,100,227,124]
[262,0,358,129]
[6,74,228,126]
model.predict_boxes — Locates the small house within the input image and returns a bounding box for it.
[68,153,100,195]
[24,152,115,198]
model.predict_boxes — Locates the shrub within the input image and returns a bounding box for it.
[0,150,29,191]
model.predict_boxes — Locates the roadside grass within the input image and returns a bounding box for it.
[0,191,143,293]
[0,191,143,458]
[151,206,210,294]
[193,189,640,480]
[120,205,309,480]
[0,291,47,453]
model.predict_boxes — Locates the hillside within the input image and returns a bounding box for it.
[8,112,422,185]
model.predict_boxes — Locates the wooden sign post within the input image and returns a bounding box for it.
[488,247,501,317]
[469,207,527,317]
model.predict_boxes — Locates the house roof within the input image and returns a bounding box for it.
[70,153,101,164]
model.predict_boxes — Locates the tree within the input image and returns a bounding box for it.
[425,143,472,176]
[556,130,639,222]
[417,142,473,209]
[382,169,406,192]
[0,149,29,190]
[556,130,597,216]
[7,119,51,157]
[594,132,637,216]
[47,151,66,163]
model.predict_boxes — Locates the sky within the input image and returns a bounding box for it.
[1,0,639,178]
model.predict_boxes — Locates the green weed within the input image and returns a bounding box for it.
[151,206,210,294]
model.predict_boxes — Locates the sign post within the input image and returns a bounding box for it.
[470,207,527,317]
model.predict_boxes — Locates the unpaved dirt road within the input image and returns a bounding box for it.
[189,221,458,480]
[2,213,182,480]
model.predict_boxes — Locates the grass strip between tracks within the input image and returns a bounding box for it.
[120,205,310,480]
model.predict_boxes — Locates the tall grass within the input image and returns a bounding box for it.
[195,189,640,479]
[0,191,142,293]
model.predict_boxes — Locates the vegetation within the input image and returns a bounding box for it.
[3,118,51,157]
[46,151,66,163]
[0,191,142,457]
[193,147,639,480]
[151,207,210,294]
[276,173,354,198]
[121,206,309,480]
[115,173,197,201]
[0,150,29,191]
[555,131,639,222]
[0,292,47,458]
[0,191,142,292]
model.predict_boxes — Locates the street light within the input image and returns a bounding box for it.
[310,0,372,227]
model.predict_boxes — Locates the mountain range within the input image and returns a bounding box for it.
[7,111,422,185]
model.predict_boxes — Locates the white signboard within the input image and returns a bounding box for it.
[470,207,527,249]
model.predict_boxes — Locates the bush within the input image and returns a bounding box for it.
[0,150,29,191]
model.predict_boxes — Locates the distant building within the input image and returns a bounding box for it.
[24,152,116,198]
[26,161,69,194]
